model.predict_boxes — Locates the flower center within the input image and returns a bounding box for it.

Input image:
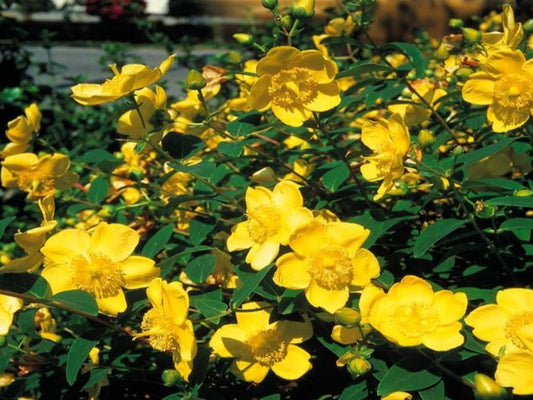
[247,328,288,367]
[17,171,55,196]
[246,205,281,244]
[493,73,533,121]
[393,302,438,339]
[307,246,353,290]
[139,308,178,352]
[268,67,317,109]
[504,311,533,350]
[70,251,125,299]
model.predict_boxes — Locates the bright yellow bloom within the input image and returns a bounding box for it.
[34,307,61,342]
[482,4,523,52]
[360,114,410,200]
[324,16,355,37]
[227,60,258,112]
[1,103,41,158]
[1,152,77,199]
[136,278,196,381]
[209,301,313,383]
[495,350,533,395]
[40,222,159,316]
[71,55,176,106]
[465,288,533,357]
[462,49,533,132]
[0,294,23,335]
[381,392,412,400]
[249,46,340,127]
[273,219,379,313]
[361,276,467,351]
[227,181,313,270]
[117,85,170,141]
[1,195,56,273]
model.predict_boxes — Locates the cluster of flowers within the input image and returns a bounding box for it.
[83,0,146,20]
[1,1,533,398]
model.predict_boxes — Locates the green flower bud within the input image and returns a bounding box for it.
[523,19,533,33]
[418,129,435,147]
[462,27,482,45]
[261,0,278,10]
[185,69,206,91]
[228,50,242,64]
[434,43,449,61]
[280,14,293,29]
[0,336,6,347]
[475,201,496,218]
[290,0,315,19]
[97,205,115,218]
[161,369,180,386]
[334,308,361,327]
[233,33,253,44]
[473,373,509,400]
[449,18,464,29]
[514,189,533,197]
[454,67,473,82]
[128,169,144,182]
[347,357,372,377]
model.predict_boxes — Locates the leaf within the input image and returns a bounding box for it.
[336,63,393,79]
[190,289,227,323]
[260,395,281,400]
[316,336,347,357]
[170,161,216,179]
[321,163,350,192]
[457,137,517,169]
[81,368,110,391]
[189,217,216,245]
[162,132,204,159]
[0,216,15,239]
[377,357,442,395]
[232,264,273,308]
[51,290,99,316]
[0,347,16,373]
[0,273,51,298]
[413,219,466,258]
[338,381,368,400]
[485,196,533,208]
[226,111,262,137]
[383,42,427,78]
[141,224,174,258]
[66,337,98,386]
[185,253,216,284]
[217,141,245,157]
[419,380,446,400]
[87,176,109,204]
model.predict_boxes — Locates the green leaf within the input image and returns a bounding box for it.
[455,287,496,303]
[338,381,368,400]
[161,132,204,159]
[0,273,51,298]
[464,178,524,191]
[316,336,347,357]
[413,219,466,258]
[189,217,216,245]
[226,111,262,137]
[457,138,517,169]
[260,395,281,400]
[0,216,15,239]
[0,347,16,373]
[170,161,216,179]
[66,337,98,386]
[321,163,350,192]
[419,380,446,400]
[232,264,273,308]
[185,253,216,284]
[81,368,110,391]
[87,176,109,204]
[377,357,441,395]
[190,289,226,323]
[141,224,174,258]
[336,63,393,79]
[384,42,427,78]
[51,290,98,316]
[485,196,533,208]
[217,141,245,157]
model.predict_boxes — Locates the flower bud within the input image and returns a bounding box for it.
[523,19,533,33]
[185,69,207,91]
[462,27,482,45]
[434,43,449,61]
[347,357,372,377]
[449,18,464,29]
[97,205,115,218]
[334,307,361,327]
[261,0,278,10]
[228,50,242,64]
[290,0,315,19]
[161,369,180,386]
[0,373,15,388]
[418,129,435,147]
[431,176,450,192]
[514,189,533,197]
[280,14,293,29]
[250,167,278,184]
[473,373,509,400]
[0,336,6,347]
[454,67,473,82]
[475,201,496,218]
[233,33,253,44]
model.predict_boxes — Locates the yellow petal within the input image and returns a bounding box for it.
[295,50,338,82]
[226,221,254,251]
[461,72,495,105]
[209,324,248,358]
[39,153,70,177]
[325,222,370,253]
[359,284,385,324]
[289,219,325,256]
[96,289,127,317]
[275,319,313,344]
[306,280,348,313]
[236,301,272,332]
[256,46,300,75]
[495,351,533,395]
[245,240,279,270]
[432,291,467,324]
[120,256,159,289]
[516,324,533,352]
[245,186,272,210]
[360,162,383,182]
[388,114,410,155]
[304,82,341,112]
[231,360,270,383]
[497,288,533,313]
[381,391,412,400]
[271,344,312,380]
[465,304,509,342]
[271,104,311,127]
[173,320,197,362]
[483,49,525,77]
[90,222,139,262]
[487,104,530,132]
[273,252,311,289]
[271,180,303,210]
[41,229,91,264]
[388,275,433,305]
[422,322,464,351]
[41,264,76,294]
[350,248,380,287]
[248,75,273,111]
[331,325,362,345]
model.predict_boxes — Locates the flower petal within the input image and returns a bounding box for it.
[41,229,91,264]
[120,256,159,289]
[497,288,533,314]
[350,248,380,287]
[90,222,139,262]
[273,252,311,289]
[245,240,279,271]
[271,104,311,127]
[422,322,464,351]
[432,291,467,325]
[40,264,76,295]
[96,290,127,317]
[226,221,255,252]
[236,301,272,332]
[464,304,510,343]
[331,325,362,345]
[209,324,248,358]
[462,72,495,105]
[306,280,348,313]
[495,351,533,395]
[271,344,312,380]
[231,360,270,383]
[304,82,340,112]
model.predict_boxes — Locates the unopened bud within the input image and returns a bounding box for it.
[475,201,496,218]
[261,0,278,10]
[523,19,533,33]
[449,18,464,29]
[97,205,115,218]
[418,129,435,147]
[0,373,15,388]
[228,50,242,64]
[434,43,449,61]
[161,369,180,386]
[334,307,361,327]
[473,373,509,400]
[455,67,473,82]
[347,357,372,377]
[462,27,482,45]
[280,14,293,29]
[185,69,206,91]
[233,33,253,44]
[514,189,533,197]
[290,0,315,19]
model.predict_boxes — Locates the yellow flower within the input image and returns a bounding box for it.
[1,152,77,199]
[360,114,410,200]
[0,294,23,335]
[462,49,533,132]
[249,46,340,127]
[1,103,41,158]
[324,17,355,37]
[495,350,533,395]
[209,301,313,383]
[227,181,313,270]
[71,55,176,106]
[465,288,533,357]
[362,276,467,351]
[381,392,412,400]
[273,219,380,313]
[34,307,61,342]
[1,195,56,273]
[40,222,160,316]
[136,278,196,381]
[482,4,523,52]
[117,85,170,141]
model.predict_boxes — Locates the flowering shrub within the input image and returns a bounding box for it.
[1,1,533,399]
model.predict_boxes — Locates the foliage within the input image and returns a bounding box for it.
[1,1,533,399]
